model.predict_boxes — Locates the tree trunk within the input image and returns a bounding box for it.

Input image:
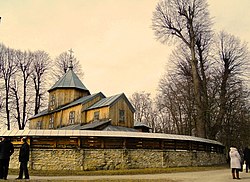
[189,23,206,138]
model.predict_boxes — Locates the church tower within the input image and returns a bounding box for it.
[47,50,90,111]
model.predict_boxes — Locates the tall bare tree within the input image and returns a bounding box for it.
[156,54,196,136]
[152,0,213,137]
[0,44,18,130]
[208,31,250,139]
[31,50,51,115]
[10,78,21,129]
[12,50,34,129]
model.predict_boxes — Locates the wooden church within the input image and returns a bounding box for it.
[29,58,141,132]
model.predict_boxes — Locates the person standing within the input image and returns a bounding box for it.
[229,146,242,179]
[16,137,30,180]
[243,147,250,173]
[0,137,14,180]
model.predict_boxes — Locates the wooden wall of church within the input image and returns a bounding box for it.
[59,104,82,127]
[29,115,50,129]
[109,98,134,128]
[48,88,88,110]
[81,95,104,123]
[85,107,110,122]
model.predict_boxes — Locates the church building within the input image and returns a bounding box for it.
[29,58,138,131]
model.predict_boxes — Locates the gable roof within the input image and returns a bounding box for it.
[80,120,111,130]
[57,120,111,130]
[85,93,135,112]
[57,120,138,132]
[60,92,105,110]
[48,69,89,93]
[30,92,105,119]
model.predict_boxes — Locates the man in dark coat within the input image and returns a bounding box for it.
[16,137,30,180]
[243,147,250,173]
[0,137,14,180]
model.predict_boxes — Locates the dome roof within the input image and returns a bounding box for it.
[48,69,89,93]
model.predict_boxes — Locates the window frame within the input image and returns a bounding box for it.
[36,121,42,129]
[49,115,54,129]
[50,94,55,107]
[69,111,75,124]
[119,109,125,122]
[94,111,100,121]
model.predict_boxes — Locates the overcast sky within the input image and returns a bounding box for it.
[1,0,250,98]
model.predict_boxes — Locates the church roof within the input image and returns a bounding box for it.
[48,69,89,93]
[85,93,135,112]
[57,120,138,132]
[57,120,111,130]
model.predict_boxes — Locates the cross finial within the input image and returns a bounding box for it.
[68,49,74,69]
[69,48,74,57]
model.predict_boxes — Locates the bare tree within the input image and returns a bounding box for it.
[152,0,212,137]
[0,44,18,130]
[157,63,196,135]
[31,50,51,114]
[12,50,34,129]
[208,31,250,139]
[155,107,173,133]
[53,51,84,80]
[130,92,158,132]
[217,81,250,149]
[10,78,21,129]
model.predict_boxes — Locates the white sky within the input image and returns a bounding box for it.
[0,0,250,98]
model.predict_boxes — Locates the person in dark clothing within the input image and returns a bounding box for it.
[16,137,30,180]
[0,137,14,180]
[243,147,250,173]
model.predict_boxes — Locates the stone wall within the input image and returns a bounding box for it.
[9,148,226,171]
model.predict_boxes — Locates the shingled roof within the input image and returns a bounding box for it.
[48,68,89,93]
[85,93,135,112]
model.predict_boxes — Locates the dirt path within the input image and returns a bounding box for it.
[6,169,250,181]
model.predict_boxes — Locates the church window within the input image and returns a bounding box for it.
[94,111,100,121]
[49,115,54,129]
[119,110,125,122]
[36,121,42,129]
[69,111,75,124]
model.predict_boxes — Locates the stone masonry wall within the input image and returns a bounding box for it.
[9,148,226,171]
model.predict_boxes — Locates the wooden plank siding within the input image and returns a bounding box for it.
[19,136,224,154]
[81,95,104,112]
[30,92,135,130]
[59,104,82,127]
[31,137,79,149]
[109,98,134,128]
[81,95,104,123]
[48,89,88,111]
[29,115,50,129]
[30,104,82,129]
[30,95,105,129]
[85,107,110,123]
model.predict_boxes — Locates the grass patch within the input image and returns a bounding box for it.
[9,180,176,182]
[9,164,228,176]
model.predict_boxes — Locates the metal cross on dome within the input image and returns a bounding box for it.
[68,48,74,69]
[69,48,74,57]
